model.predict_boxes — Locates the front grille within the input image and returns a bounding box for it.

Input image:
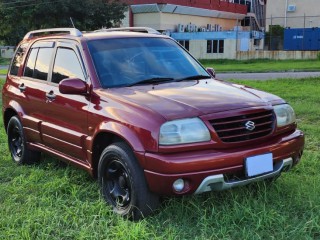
[209,110,275,143]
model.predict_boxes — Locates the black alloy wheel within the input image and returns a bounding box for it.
[9,124,24,160]
[7,116,40,164]
[98,142,159,220]
[105,159,132,209]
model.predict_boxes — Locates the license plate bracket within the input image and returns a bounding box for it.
[245,153,273,177]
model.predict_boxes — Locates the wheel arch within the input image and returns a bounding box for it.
[3,107,19,133]
[90,122,146,178]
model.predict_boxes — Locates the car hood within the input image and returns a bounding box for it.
[101,79,283,120]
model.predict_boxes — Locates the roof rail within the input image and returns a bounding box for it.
[95,27,161,35]
[23,28,82,40]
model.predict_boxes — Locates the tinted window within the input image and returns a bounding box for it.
[213,40,218,53]
[9,43,28,76]
[207,40,225,53]
[34,48,53,81]
[219,40,224,53]
[207,40,212,53]
[88,38,209,88]
[178,40,190,51]
[23,48,39,78]
[52,48,85,84]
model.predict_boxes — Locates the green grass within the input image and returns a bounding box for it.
[0,69,8,75]
[1,77,320,239]
[200,59,320,73]
[0,57,11,65]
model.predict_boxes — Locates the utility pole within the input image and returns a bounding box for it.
[285,0,288,28]
[269,15,273,50]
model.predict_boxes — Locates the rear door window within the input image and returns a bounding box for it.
[33,48,54,81]
[23,48,39,78]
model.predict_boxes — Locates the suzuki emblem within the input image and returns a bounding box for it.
[245,121,255,131]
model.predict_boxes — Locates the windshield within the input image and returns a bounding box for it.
[88,37,210,88]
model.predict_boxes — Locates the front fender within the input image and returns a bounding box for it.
[95,121,146,152]
[86,121,149,169]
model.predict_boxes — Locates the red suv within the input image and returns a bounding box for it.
[2,28,304,220]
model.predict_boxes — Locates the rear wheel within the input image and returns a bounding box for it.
[7,116,40,165]
[98,142,159,220]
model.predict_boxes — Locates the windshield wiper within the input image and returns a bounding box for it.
[175,75,212,82]
[127,77,174,87]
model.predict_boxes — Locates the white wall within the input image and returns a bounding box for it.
[189,39,237,59]
[133,12,238,31]
[0,48,14,59]
[266,0,320,29]
[237,50,320,60]
[121,9,130,28]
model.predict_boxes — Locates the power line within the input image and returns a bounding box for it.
[0,0,66,9]
[0,0,36,6]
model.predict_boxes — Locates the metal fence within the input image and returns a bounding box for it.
[264,15,320,50]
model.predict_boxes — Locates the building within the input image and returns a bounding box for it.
[0,46,15,59]
[266,0,320,29]
[122,0,267,59]
[266,0,320,51]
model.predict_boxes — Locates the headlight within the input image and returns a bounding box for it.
[273,104,296,127]
[159,118,211,145]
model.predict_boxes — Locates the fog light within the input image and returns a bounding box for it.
[173,179,185,192]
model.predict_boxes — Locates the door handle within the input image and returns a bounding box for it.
[46,90,56,102]
[18,83,26,92]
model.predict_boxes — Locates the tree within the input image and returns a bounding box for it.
[0,0,127,45]
[264,25,284,50]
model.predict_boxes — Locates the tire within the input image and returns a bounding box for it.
[98,142,159,220]
[7,116,41,165]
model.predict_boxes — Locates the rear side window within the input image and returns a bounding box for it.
[52,48,85,84]
[9,43,28,76]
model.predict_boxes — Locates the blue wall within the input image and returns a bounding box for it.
[284,28,320,51]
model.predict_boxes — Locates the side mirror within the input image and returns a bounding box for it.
[59,78,88,95]
[206,67,216,78]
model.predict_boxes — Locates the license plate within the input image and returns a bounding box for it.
[245,153,273,177]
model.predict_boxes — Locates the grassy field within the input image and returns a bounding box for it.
[200,59,320,73]
[0,69,8,75]
[0,57,10,65]
[0,77,319,239]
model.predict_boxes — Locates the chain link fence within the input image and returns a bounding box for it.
[264,15,320,50]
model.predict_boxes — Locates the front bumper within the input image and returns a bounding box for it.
[195,158,292,194]
[143,130,304,195]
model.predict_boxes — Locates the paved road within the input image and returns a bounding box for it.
[217,71,320,80]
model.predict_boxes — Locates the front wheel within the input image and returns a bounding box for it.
[98,142,159,220]
[7,116,40,164]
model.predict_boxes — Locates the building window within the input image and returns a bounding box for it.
[207,40,224,53]
[254,39,261,46]
[178,40,190,51]
[241,17,251,27]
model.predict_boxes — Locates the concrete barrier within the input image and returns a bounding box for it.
[236,51,320,60]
